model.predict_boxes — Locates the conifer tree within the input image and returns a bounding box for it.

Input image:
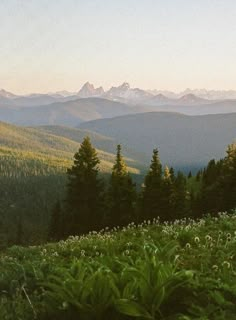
[142,148,163,220]
[173,171,188,219]
[169,167,175,183]
[107,145,136,227]
[162,166,175,220]
[222,143,236,210]
[64,137,104,235]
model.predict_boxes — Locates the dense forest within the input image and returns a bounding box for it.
[49,137,236,241]
[0,130,235,246]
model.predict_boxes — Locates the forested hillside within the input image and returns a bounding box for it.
[0,122,140,245]
[0,119,235,246]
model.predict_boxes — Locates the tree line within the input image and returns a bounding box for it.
[49,137,236,240]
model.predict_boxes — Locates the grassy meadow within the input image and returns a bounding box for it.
[0,211,236,319]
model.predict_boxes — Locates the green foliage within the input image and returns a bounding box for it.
[197,142,236,216]
[1,212,236,319]
[142,149,163,220]
[0,122,141,246]
[64,137,105,235]
[141,151,190,222]
[107,145,136,227]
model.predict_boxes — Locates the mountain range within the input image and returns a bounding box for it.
[79,111,236,170]
[2,82,236,105]
[1,82,236,126]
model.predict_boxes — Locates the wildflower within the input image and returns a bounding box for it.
[205,235,212,241]
[52,252,59,257]
[222,261,231,269]
[185,243,191,249]
[194,236,200,243]
[212,265,218,272]
[81,250,85,257]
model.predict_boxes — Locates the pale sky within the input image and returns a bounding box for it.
[0,0,236,94]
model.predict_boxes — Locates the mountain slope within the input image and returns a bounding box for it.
[79,112,236,169]
[140,99,236,115]
[0,121,141,172]
[0,98,152,126]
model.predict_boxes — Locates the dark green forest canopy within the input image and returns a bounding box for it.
[0,120,236,246]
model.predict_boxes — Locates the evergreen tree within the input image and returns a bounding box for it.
[107,145,136,227]
[142,148,163,220]
[162,166,175,220]
[169,167,176,183]
[199,159,224,214]
[64,137,104,235]
[173,171,189,219]
[222,143,236,210]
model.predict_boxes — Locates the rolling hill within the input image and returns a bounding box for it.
[0,121,141,245]
[79,111,236,170]
[0,98,152,126]
[0,121,142,172]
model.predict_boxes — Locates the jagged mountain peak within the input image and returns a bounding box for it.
[78,82,104,98]
[178,93,207,104]
[0,89,17,99]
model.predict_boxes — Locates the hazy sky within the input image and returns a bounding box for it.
[0,0,236,94]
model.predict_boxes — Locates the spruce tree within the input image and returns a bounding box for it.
[173,171,188,219]
[222,143,236,210]
[142,148,163,221]
[162,166,175,220]
[65,137,104,235]
[107,145,136,227]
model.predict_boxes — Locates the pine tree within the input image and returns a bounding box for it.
[169,167,175,183]
[107,145,136,227]
[188,171,192,179]
[173,171,188,219]
[64,137,104,235]
[162,166,175,220]
[222,143,236,210]
[142,148,163,221]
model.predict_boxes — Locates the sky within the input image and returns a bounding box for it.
[0,0,236,94]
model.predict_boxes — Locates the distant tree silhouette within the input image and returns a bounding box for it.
[141,148,163,220]
[107,145,136,227]
[64,137,104,235]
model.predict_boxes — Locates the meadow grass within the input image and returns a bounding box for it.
[0,211,236,319]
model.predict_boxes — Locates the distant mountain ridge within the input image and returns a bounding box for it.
[2,83,236,104]
[0,121,141,173]
[79,111,236,170]
[1,83,236,126]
